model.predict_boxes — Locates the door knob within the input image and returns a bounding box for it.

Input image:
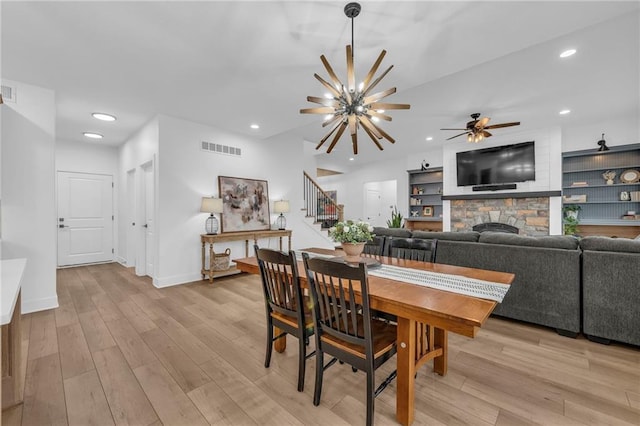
[143,224,148,228]
[58,224,69,228]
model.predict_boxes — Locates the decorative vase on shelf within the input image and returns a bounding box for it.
[341,242,366,262]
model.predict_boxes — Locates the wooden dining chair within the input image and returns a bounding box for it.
[302,253,397,426]
[387,237,438,262]
[254,245,314,392]
[363,235,386,256]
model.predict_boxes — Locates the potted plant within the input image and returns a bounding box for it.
[328,220,374,261]
[563,205,582,235]
[386,205,404,228]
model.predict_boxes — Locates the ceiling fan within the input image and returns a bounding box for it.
[441,113,520,143]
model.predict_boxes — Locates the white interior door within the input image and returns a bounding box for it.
[57,171,113,266]
[364,188,383,227]
[126,168,137,267]
[143,162,154,278]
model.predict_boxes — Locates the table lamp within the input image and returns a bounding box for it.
[273,200,290,230]
[200,197,223,234]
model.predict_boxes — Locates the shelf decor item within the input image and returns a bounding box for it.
[620,169,640,184]
[422,206,434,217]
[602,170,616,185]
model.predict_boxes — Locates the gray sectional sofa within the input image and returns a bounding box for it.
[372,227,640,346]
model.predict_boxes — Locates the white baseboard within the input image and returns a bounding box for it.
[22,295,59,314]
[153,272,203,288]
[116,256,127,266]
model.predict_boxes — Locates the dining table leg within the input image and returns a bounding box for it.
[396,317,416,426]
[274,326,287,353]
[433,327,448,375]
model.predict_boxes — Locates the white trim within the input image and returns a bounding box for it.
[22,295,59,314]
[116,255,127,265]
[153,273,203,288]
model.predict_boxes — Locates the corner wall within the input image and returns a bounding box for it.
[1,79,58,313]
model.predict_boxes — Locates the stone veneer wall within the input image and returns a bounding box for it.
[450,197,550,236]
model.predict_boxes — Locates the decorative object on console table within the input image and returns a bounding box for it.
[218,176,270,232]
[273,200,290,230]
[200,197,223,234]
[211,248,231,271]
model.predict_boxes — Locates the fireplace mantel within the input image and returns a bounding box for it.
[442,191,561,201]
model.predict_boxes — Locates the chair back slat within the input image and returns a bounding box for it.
[255,246,302,319]
[388,238,438,263]
[303,255,373,351]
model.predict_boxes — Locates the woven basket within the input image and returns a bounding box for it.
[211,248,231,271]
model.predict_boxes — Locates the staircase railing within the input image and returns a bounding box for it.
[303,171,344,228]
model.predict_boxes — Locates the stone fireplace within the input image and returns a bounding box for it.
[450,197,550,236]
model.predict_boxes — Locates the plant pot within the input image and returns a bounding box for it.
[565,211,579,220]
[341,242,365,262]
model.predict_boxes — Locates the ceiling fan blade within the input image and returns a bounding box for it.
[314,73,341,97]
[306,96,338,107]
[351,131,358,155]
[300,107,336,114]
[326,122,348,153]
[361,121,385,150]
[369,102,410,110]
[482,130,492,138]
[320,55,344,90]
[366,110,392,121]
[361,116,395,144]
[440,128,468,131]
[362,65,393,96]
[362,50,386,90]
[346,45,355,93]
[363,87,396,105]
[446,132,470,140]
[475,117,490,128]
[484,121,521,129]
[316,119,343,150]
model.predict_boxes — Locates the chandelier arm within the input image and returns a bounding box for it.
[351,132,358,155]
[346,45,355,93]
[363,87,397,105]
[320,55,344,90]
[316,120,344,150]
[362,65,393,96]
[348,114,358,136]
[326,122,348,153]
[314,74,342,97]
[362,50,386,89]
[300,106,336,114]
[369,102,410,110]
[322,115,342,127]
[362,116,395,143]
[359,115,383,139]
[361,123,384,150]
[366,110,392,121]
[307,96,339,108]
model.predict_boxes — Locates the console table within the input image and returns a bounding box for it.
[2,258,27,413]
[201,230,292,283]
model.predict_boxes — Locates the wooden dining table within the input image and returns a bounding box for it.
[234,248,514,426]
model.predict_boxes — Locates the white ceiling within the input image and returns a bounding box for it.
[2,1,639,171]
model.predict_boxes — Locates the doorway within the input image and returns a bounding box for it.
[137,161,155,278]
[363,180,397,227]
[57,171,113,266]
[126,168,137,267]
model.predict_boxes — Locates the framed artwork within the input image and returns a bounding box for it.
[422,206,434,217]
[218,176,270,232]
[317,190,337,217]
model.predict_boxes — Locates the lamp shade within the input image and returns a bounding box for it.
[200,197,223,214]
[273,200,290,214]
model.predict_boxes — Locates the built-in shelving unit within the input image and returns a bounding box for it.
[405,167,443,231]
[562,144,640,237]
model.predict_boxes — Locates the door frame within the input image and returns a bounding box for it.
[137,158,155,278]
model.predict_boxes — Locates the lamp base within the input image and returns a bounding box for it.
[276,213,286,230]
[205,214,219,235]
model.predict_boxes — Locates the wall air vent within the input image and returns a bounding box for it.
[1,85,16,103]
[200,141,242,157]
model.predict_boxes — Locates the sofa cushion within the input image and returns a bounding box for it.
[579,236,640,254]
[411,231,480,242]
[372,227,412,238]
[478,231,579,250]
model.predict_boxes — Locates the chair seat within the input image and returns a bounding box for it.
[321,318,397,359]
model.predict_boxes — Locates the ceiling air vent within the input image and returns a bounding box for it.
[200,141,242,157]
[1,85,16,103]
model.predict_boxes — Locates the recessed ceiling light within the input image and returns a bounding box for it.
[250,124,260,129]
[83,132,103,139]
[559,49,577,58]
[349,157,354,161]
[426,136,433,141]
[92,112,116,121]
[559,109,571,115]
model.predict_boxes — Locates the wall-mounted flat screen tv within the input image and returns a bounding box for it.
[456,141,535,187]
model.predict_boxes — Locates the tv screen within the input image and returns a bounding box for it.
[456,141,535,187]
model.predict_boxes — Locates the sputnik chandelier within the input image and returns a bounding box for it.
[300,2,410,155]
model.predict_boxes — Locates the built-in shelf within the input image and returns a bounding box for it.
[407,168,443,231]
[442,191,561,201]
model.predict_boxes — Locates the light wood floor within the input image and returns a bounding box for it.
[3,263,639,425]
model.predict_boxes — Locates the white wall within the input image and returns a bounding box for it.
[1,80,58,313]
[562,113,640,153]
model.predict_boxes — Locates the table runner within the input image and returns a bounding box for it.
[368,264,509,302]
